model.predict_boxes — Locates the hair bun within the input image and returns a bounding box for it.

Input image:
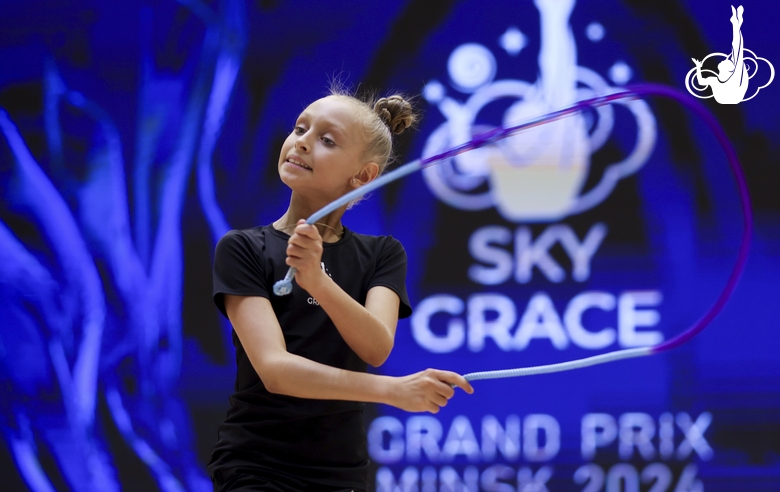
[373,95,416,135]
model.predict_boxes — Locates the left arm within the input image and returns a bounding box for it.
[310,280,398,367]
[286,220,398,367]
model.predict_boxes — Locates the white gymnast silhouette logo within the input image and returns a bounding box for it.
[685,5,774,104]
[420,0,656,222]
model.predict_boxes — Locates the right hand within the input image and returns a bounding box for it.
[285,220,326,293]
[390,369,474,414]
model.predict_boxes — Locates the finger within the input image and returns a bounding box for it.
[432,380,456,399]
[432,393,449,407]
[288,234,321,254]
[294,222,321,239]
[286,243,308,259]
[285,253,305,268]
[286,247,320,268]
[436,371,474,394]
[287,235,312,250]
[288,229,309,243]
[285,255,309,270]
[285,256,300,268]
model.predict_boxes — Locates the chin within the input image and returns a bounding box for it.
[278,169,296,188]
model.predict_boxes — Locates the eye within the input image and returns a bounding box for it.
[321,136,335,147]
[293,126,305,135]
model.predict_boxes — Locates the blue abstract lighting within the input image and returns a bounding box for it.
[0,1,245,490]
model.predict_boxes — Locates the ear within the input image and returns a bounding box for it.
[353,162,380,186]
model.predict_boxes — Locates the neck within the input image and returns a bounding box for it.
[273,193,348,243]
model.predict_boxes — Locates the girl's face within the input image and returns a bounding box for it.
[278,96,375,201]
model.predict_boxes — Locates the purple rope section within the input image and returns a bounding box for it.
[420,83,752,357]
[626,84,753,354]
[418,87,640,169]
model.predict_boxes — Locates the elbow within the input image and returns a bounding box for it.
[256,359,288,395]
[261,373,284,394]
[367,355,386,368]
[367,338,394,368]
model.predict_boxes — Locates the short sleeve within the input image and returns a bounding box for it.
[368,237,412,319]
[212,230,269,318]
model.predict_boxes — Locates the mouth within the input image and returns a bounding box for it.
[285,156,312,171]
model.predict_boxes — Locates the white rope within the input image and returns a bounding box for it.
[462,347,653,382]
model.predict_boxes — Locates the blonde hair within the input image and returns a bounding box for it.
[328,85,418,175]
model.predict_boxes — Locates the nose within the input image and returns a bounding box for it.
[295,133,311,153]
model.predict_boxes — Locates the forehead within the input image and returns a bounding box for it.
[300,96,363,132]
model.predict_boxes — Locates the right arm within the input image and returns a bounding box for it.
[225,294,473,413]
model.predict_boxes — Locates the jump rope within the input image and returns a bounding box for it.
[272,83,752,383]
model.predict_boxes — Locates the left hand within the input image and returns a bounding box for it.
[286,219,327,292]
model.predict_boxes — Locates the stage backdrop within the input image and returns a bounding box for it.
[1,1,778,491]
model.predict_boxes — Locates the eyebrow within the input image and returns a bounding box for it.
[297,112,350,141]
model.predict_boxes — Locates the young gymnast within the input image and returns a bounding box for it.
[208,88,474,491]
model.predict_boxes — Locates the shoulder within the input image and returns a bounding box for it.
[214,226,279,266]
[347,231,408,272]
[216,229,251,254]
[217,226,274,249]
[349,231,405,254]
[217,228,247,246]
